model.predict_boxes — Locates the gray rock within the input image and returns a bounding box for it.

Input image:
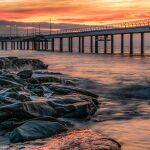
[10,121,67,143]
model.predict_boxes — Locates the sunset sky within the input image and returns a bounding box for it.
[0,0,149,25]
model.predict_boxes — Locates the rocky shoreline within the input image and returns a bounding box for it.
[0,57,121,149]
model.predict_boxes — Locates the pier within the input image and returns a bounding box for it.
[0,19,150,56]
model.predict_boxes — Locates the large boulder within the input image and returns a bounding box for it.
[9,121,68,143]
[20,130,121,150]
[11,58,48,70]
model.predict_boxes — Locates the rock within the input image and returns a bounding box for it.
[27,85,45,97]
[0,101,57,122]
[17,70,33,79]
[0,88,31,103]
[22,129,121,150]
[63,101,97,118]
[48,85,99,98]
[0,57,48,70]
[26,78,39,85]
[0,78,23,88]
[9,121,68,143]
[53,97,83,104]
[0,116,70,131]
[33,76,62,84]
[0,59,5,69]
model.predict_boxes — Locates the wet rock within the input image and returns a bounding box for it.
[26,78,39,85]
[17,70,33,79]
[10,121,68,143]
[53,97,83,105]
[0,88,31,103]
[27,85,45,97]
[63,101,97,119]
[0,78,23,88]
[34,76,62,84]
[0,59,5,69]
[0,57,48,70]
[0,101,57,121]
[0,116,70,131]
[48,85,99,98]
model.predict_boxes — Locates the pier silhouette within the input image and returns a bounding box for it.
[0,19,150,56]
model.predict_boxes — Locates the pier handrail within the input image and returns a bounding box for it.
[0,19,150,38]
[52,19,150,35]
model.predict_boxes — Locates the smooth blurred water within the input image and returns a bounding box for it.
[0,50,150,150]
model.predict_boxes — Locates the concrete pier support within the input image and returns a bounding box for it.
[32,41,34,50]
[111,34,114,54]
[1,42,4,50]
[27,41,29,50]
[104,35,107,54]
[13,42,16,50]
[4,42,7,50]
[90,36,93,53]
[11,42,13,50]
[20,41,23,50]
[44,40,48,50]
[69,37,73,52]
[23,42,26,50]
[46,41,48,50]
[51,38,55,52]
[60,38,63,52]
[17,42,19,50]
[141,32,144,56]
[81,36,84,53]
[121,34,124,54]
[95,36,98,53]
[79,37,81,53]
[130,33,133,55]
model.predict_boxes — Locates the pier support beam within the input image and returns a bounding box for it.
[90,36,93,53]
[111,34,114,54]
[11,42,13,50]
[17,42,19,50]
[79,37,81,53]
[95,35,98,53]
[20,41,23,50]
[81,36,84,53]
[51,38,55,52]
[23,42,26,50]
[68,37,73,52]
[44,40,48,50]
[130,33,133,55]
[4,42,7,50]
[1,42,4,50]
[141,33,144,56]
[14,42,16,50]
[121,34,124,54]
[60,38,63,52]
[104,35,107,54]
[27,41,30,50]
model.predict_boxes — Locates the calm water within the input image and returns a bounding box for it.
[0,50,150,150]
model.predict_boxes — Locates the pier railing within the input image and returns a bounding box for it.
[54,19,150,34]
[0,19,150,37]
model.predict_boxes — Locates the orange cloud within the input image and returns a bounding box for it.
[0,0,149,25]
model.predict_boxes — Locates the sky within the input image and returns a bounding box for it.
[0,0,149,34]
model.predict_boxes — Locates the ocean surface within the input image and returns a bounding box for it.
[0,50,150,150]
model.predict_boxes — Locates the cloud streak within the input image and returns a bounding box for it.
[0,0,149,25]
